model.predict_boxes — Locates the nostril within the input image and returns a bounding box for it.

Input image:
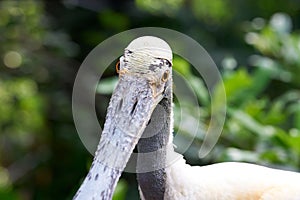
[117,99,123,111]
[130,101,138,116]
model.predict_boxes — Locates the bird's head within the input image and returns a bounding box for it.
[117,36,173,103]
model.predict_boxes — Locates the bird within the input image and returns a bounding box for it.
[73,36,300,200]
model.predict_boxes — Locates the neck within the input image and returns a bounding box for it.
[137,97,173,200]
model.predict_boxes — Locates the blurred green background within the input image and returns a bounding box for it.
[0,0,300,199]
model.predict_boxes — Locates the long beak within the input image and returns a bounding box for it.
[74,75,163,200]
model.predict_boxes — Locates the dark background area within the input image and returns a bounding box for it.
[0,0,300,199]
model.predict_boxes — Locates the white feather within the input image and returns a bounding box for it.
[165,155,300,200]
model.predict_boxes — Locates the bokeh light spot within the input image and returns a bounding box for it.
[3,51,22,68]
[0,167,10,188]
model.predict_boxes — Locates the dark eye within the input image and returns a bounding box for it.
[161,70,170,82]
[116,61,120,73]
[165,60,172,67]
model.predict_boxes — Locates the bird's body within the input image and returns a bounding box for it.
[163,157,300,200]
[74,36,300,200]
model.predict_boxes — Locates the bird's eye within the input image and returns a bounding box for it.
[161,70,170,82]
[165,60,172,68]
[116,61,120,73]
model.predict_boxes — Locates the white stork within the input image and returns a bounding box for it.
[73,36,300,200]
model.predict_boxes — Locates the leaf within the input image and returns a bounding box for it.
[97,77,118,94]
[112,179,128,200]
[223,69,253,104]
[189,76,210,106]
[222,148,259,163]
[173,56,191,77]
[228,108,273,137]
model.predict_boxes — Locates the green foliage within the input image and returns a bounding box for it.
[1,0,300,199]
[99,11,130,31]
[135,0,184,16]
[173,56,191,77]
[246,13,300,85]
[0,1,80,199]
[223,69,253,105]
[191,0,233,25]
[0,78,46,160]
[112,179,128,200]
[209,14,300,170]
